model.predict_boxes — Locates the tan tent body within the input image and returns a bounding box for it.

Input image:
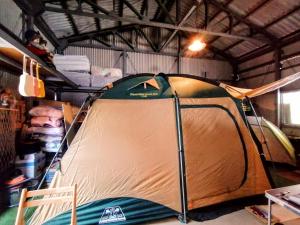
[30,75,271,225]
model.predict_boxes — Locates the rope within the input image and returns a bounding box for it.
[113,53,123,68]
[127,54,139,74]
[166,58,177,74]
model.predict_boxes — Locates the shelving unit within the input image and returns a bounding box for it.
[0,23,78,89]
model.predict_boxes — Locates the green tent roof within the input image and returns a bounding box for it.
[102,74,231,99]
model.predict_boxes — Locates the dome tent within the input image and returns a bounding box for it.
[30,74,272,225]
[248,116,296,166]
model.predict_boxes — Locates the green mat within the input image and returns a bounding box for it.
[0,206,35,225]
[0,207,17,225]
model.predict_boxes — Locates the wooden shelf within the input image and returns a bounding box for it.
[0,23,78,88]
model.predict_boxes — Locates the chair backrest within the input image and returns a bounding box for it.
[15,184,77,225]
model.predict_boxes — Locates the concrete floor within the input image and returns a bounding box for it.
[152,210,262,225]
[153,209,300,225]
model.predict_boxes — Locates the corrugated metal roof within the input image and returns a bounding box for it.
[42,11,74,38]
[247,0,299,27]
[37,0,300,61]
[267,12,300,38]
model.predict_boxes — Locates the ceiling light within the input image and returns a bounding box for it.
[188,39,206,52]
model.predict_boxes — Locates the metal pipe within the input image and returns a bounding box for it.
[174,94,188,223]
[274,48,282,128]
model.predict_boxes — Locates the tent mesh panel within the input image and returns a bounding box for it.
[0,108,18,175]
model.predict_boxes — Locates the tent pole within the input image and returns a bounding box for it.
[246,97,276,188]
[174,93,188,223]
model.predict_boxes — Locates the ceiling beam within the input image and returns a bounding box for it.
[154,0,175,24]
[115,32,135,50]
[207,0,234,25]
[203,0,209,29]
[140,0,148,17]
[222,4,300,53]
[202,0,273,55]
[238,29,300,64]
[90,0,101,31]
[93,37,112,47]
[61,0,79,35]
[222,39,243,52]
[235,4,300,61]
[137,28,157,52]
[34,16,60,48]
[123,0,143,19]
[82,0,111,15]
[63,24,137,43]
[153,0,175,22]
[118,0,124,27]
[13,0,61,48]
[208,0,277,44]
[45,6,263,42]
[159,1,201,51]
[206,45,236,64]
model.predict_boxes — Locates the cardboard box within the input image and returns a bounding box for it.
[15,152,45,178]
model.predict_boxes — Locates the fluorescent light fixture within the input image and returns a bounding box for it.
[188,39,206,52]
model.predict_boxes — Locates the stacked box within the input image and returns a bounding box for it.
[15,152,46,178]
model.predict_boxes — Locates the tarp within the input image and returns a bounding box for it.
[220,72,300,99]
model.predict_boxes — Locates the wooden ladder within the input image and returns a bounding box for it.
[15,184,77,225]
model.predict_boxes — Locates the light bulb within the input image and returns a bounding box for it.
[188,39,206,52]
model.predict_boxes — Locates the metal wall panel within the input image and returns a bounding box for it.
[127,52,177,74]
[0,69,20,97]
[64,46,233,80]
[181,57,232,80]
[0,0,23,38]
[65,46,123,69]
[239,52,274,71]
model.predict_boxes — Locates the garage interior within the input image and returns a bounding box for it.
[0,0,300,224]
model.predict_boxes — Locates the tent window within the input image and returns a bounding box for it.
[282,90,300,126]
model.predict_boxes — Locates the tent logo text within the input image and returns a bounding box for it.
[99,206,126,224]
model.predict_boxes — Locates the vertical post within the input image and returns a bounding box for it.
[177,35,181,74]
[274,48,282,127]
[71,184,77,225]
[232,64,239,85]
[174,94,188,223]
[25,15,34,30]
[54,91,61,101]
[15,188,27,225]
[176,0,181,74]
[21,13,26,42]
[267,198,272,225]
[122,51,127,77]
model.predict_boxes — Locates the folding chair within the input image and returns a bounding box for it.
[15,184,77,225]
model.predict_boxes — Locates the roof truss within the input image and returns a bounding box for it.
[12,0,300,67]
